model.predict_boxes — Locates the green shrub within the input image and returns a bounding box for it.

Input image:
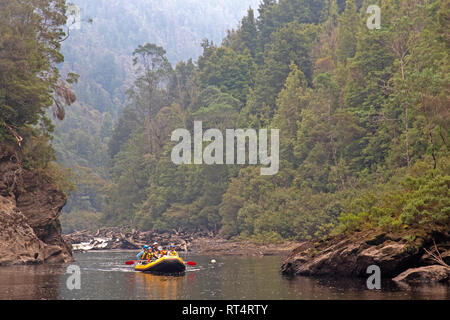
[334,162,449,235]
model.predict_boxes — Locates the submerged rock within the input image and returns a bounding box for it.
[0,144,73,265]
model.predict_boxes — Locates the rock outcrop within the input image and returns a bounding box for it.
[0,144,73,265]
[281,230,450,283]
[393,265,450,283]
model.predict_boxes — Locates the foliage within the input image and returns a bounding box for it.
[61,209,102,234]
[0,0,77,207]
[334,160,449,235]
[66,0,450,242]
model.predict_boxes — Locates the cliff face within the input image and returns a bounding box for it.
[0,144,73,265]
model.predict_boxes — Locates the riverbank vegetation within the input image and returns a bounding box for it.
[2,0,448,243]
[0,0,76,190]
[103,0,449,242]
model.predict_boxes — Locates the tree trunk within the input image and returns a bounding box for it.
[401,59,410,168]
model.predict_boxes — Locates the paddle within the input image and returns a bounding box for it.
[186,261,197,266]
[125,260,147,265]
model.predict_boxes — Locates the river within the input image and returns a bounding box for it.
[0,251,448,300]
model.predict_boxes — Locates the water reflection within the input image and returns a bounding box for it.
[0,251,448,300]
[0,265,62,300]
[281,273,450,300]
[135,272,185,299]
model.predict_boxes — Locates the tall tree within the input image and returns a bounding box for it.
[335,0,359,65]
[0,0,75,143]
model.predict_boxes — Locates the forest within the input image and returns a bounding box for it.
[1,0,449,244]
[102,0,449,243]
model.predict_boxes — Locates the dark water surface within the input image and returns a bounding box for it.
[0,251,448,300]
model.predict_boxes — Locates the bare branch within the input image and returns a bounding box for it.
[423,239,449,269]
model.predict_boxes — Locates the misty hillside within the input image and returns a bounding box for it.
[53,0,262,229]
[59,0,261,114]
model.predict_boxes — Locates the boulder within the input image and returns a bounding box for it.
[393,265,450,283]
[281,232,422,278]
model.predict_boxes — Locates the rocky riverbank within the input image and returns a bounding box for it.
[64,227,193,252]
[189,237,300,256]
[64,227,300,256]
[280,229,450,284]
[0,144,73,265]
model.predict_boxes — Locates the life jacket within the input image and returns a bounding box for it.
[160,250,168,256]
[142,251,152,260]
[168,250,178,256]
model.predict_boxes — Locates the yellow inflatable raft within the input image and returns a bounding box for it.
[134,256,186,274]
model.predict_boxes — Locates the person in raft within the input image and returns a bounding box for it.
[136,245,148,260]
[141,246,154,261]
[168,244,178,257]
[152,242,160,257]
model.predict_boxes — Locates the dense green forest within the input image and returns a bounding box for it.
[48,0,262,231]
[0,0,77,178]
[1,0,448,242]
[102,0,449,242]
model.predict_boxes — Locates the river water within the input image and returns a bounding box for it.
[0,250,448,300]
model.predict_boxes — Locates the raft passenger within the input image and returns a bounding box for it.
[141,246,153,261]
[152,242,160,257]
[137,245,148,260]
[168,245,178,257]
[160,248,168,256]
